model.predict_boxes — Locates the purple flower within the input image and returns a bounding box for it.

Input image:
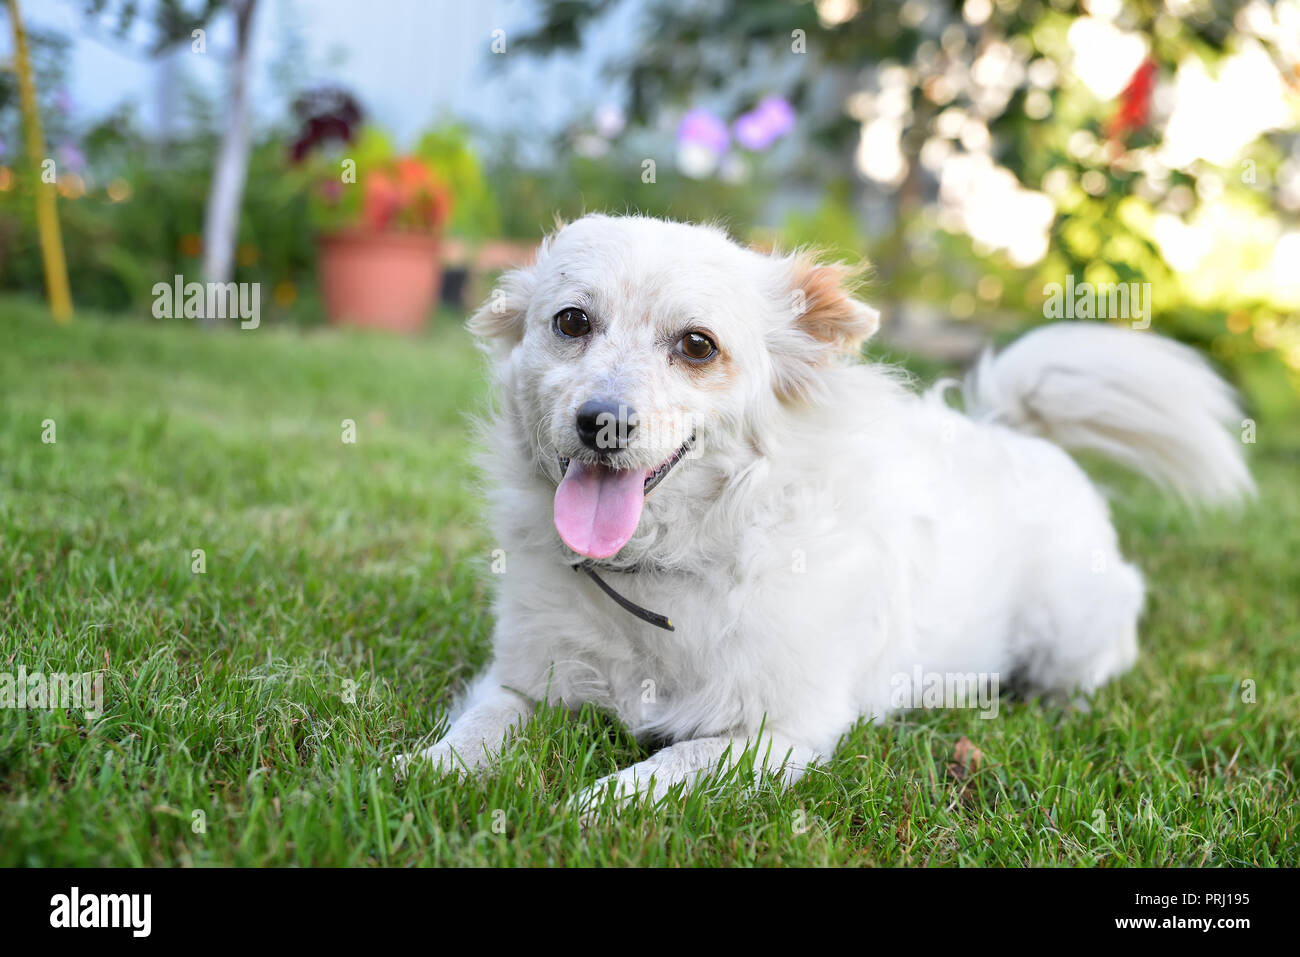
[57,144,86,174]
[733,96,796,151]
[677,108,730,155]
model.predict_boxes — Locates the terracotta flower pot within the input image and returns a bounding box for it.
[318,230,442,333]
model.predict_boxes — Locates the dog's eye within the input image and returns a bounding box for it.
[554,307,591,338]
[676,332,717,362]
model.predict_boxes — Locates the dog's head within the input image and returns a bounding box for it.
[470,214,879,561]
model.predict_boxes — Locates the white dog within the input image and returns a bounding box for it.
[395,214,1252,813]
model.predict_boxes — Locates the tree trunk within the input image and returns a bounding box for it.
[201,0,258,288]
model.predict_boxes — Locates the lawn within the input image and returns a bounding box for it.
[1,294,1297,866]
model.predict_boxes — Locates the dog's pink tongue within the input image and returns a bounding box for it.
[554,461,646,559]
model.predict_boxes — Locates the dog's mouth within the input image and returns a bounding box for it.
[553,435,694,559]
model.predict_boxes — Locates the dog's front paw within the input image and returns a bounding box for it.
[391,741,469,781]
[567,768,646,826]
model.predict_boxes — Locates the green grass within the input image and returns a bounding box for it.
[1,294,1297,866]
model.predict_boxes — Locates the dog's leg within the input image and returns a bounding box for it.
[568,731,818,818]
[393,677,533,779]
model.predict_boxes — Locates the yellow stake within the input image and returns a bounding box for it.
[6,0,73,322]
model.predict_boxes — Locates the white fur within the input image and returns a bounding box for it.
[395,215,1252,814]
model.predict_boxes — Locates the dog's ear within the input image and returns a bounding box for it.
[466,266,533,343]
[769,253,880,402]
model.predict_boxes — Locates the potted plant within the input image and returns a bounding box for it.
[292,96,452,332]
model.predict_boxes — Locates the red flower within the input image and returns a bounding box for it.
[360,157,453,233]
[1108,58,1158,142]
[362,170,402,232]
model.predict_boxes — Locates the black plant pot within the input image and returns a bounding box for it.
[441,266,469,308]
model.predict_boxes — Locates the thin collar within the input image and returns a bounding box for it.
[571,560,675,631]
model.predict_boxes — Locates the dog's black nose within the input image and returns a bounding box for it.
[576,399,638,451]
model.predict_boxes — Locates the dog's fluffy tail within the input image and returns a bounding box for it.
[959,322,1254,505]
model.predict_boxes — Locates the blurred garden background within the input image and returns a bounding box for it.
[0,0,1298,401]
[1,1,1299,866]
